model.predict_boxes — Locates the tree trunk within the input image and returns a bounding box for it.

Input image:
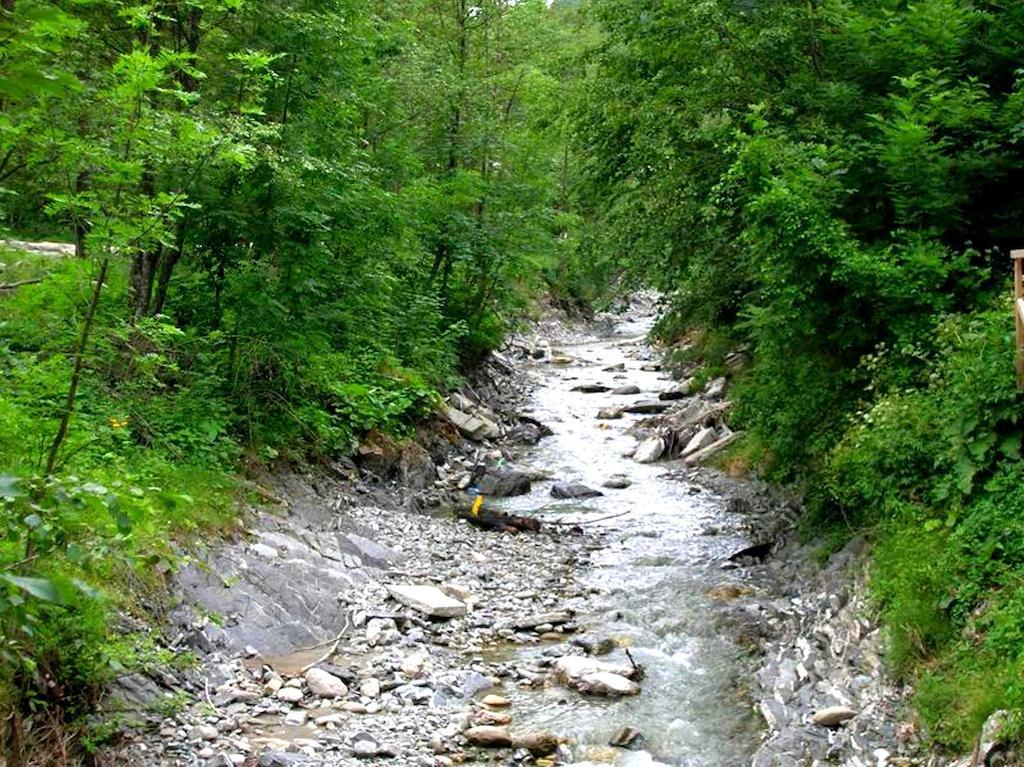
[45,255,110,475]
[130,246,160,319]
[150,220,186,316]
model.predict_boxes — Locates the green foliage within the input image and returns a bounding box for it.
[0,0,578,758]
[573,0,1024,749]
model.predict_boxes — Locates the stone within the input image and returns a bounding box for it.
[513,611,573,630]
[576,671,640,696]
[402,653,427,679]
[633,437,665,464]
[513,732,560,756]
[387,584,467,618]
[704,377,728,399]
[550,483,603,499]
[351,732,382,758]
[464,726,512,747]
[446,407,500,442]
[304,668,348,699]
[811,705,856,727]
[609,726,643,749]
[572,384,612,393]
[596,407,623,420]
[190,724,219,741]
[622,400,671,415]
[611,385,640,395]
[473,467,531,497]
[659,381,693,400]
[682,426,717,456]
[552,656,640,696]
[473,710,512,726]
[480,694,510,707]
[360,678,381,698]
[602,475,632,489]
[275,686,303,703]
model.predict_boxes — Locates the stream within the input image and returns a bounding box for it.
[492,308,766,766]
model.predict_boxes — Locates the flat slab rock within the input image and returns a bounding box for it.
[552,655,640,697]
[514,610,573,630]
[622,400,672,415]
[386,584,466,618]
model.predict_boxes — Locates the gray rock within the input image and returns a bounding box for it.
[473,467,531,497]
[387,584,467,618]
[602,475,632,489]
[304,667,347,698]
[622,400,671,415]
[550,483,603,499]
[633,437,665,464]
[572,383,612,393]
[811,705,856,727]
[446,407,500,441]
[514,611,573,630]
[682,426,717,456]
[612,385,641,395]
[597,407,623,420]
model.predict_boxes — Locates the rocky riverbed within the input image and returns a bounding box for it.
[102,298,958,767]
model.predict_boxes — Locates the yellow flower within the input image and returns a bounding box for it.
[108,416,129,430]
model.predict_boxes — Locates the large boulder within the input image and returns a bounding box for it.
[550,483,603,499]
[473,467,532,497]
[464,726,512,747]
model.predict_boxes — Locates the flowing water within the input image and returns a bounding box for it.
[493,308,764,766]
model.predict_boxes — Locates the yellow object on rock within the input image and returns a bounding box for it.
[471,494,484,516]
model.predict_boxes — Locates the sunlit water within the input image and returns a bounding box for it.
[492,310,763,766]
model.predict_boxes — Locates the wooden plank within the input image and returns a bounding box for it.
[1016,298,1024,325]
[1012,249,1024,260]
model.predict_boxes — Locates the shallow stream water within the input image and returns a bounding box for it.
[493,310,764,767]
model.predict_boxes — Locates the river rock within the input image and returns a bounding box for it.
[552,656,640,697]
[276,686,303,703]
[359,678,381,698]
[514,611,572,630]
[514,732,560,756]
[304,667,348,698]
[550,483,603,499]
[704,376,728,400]
[811,705,856,727]
[481,693,510,707]
[473,467,531,497]
[473,710,512,726]
[609,726,643,749]
[612,385,640,395]
[387,584,466,618]
[622,400,671,414]
[602,475,631,489]
[446,407,500,441]
[597,407,623,420]
[681,426,717,456]
[572,383,612,393]
[659,381,693,400]
[633,437,665,464]
[464,726,512,747]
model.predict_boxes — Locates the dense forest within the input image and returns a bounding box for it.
[1,0,1023,762]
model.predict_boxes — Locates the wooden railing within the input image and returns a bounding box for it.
[1014,249,1024,388]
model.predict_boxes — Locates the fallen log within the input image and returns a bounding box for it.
[458,507,541,533]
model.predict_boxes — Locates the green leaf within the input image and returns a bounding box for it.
[1,574,61,603]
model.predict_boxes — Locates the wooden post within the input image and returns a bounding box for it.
[1014,250,1024,389]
